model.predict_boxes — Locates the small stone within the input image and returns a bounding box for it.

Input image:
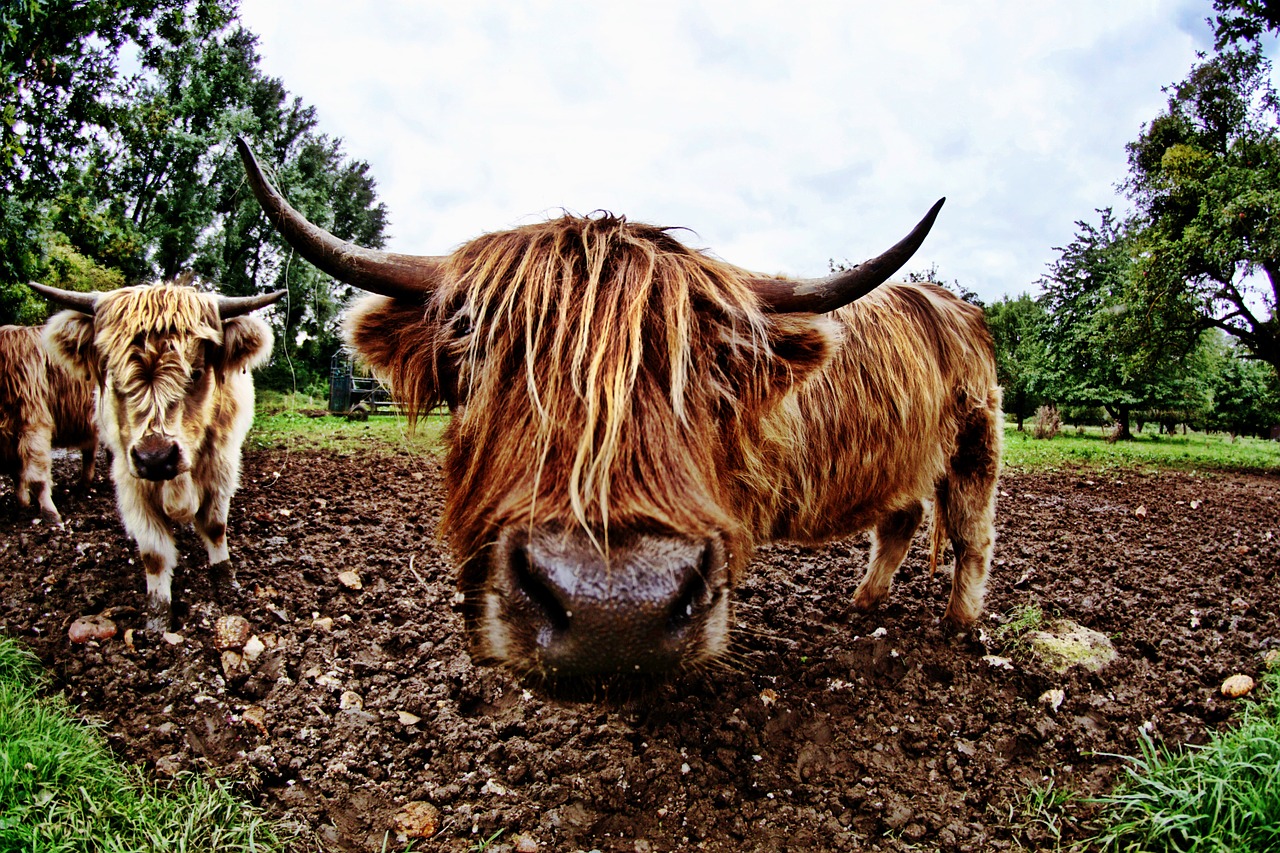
[241,705,268,735]
[214,615,252,650]
[221,650,250,679]
[1134,505,1148,518]
[982,655,1014,670]
[161,631,184,646]
[759,688,778,706]
[515,835,540,853]
[68,615,117,644]
[277,507,292,517]
[1039,688,1065,712]
[242,635,266,662]
[1221,674,1255,698]
[337,571,362,591]
[154,754,184,777]
[339,690,363,711]
[1265,649,1280,668]
[397,710,422,726]
[312,616,334,631]
[391,801,440,840]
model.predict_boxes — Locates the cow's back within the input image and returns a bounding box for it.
[759,282,999,541]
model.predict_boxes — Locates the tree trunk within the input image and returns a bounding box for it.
[1105,405,1134,441]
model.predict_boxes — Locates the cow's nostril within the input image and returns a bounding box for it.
[510,544,570,634]
[667,553,710,633]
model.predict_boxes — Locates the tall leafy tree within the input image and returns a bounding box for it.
[1125,39,1280,374]
[984,294,1046,430]
[1204,332,1280,437]
[1036,210,1213,439]
[0,0,389,393]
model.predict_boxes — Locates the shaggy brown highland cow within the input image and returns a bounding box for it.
[239,138,1001,682]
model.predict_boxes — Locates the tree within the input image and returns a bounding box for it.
[1212,0,1280,50]
[984,294,1046,430]
[1125,41,1280,375]
[0,1,390,395]
[1204,333,1280,437]
[1036,210,1213,439]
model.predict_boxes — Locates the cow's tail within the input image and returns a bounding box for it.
[928,498,948,576]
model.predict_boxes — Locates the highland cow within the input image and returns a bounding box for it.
[32,280,283,631]
[0,324,98,523]
[239,138,1002,681]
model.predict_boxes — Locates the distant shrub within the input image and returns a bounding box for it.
[1031,405,1062,440]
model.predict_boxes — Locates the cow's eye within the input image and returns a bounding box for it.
[451,312,474,338]
[190,367,206,385]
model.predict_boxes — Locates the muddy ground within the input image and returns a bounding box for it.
[1,440,1277,852]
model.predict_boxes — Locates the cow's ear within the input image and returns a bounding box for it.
[345,295,445,414]
[43,311,101,383]
[215,315,273,376]
[762,313,840,391]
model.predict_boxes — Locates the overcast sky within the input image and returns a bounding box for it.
[235,0,1219,303]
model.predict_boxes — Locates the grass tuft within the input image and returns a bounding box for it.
[1090,658,1280,852]
[0,637,290,851]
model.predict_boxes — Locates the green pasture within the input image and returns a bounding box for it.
[1002,423,1280,473]
[253,393,1280,474]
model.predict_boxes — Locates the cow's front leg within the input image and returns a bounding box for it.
[196,491,235,592]
[852,503,924,613]
[126,506,180,632]
[18,427,60,523]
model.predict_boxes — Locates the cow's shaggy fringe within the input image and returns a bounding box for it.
[350,214,794,552]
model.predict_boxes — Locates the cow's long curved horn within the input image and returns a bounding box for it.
[748,198,946,313]
[235,137,445,300]
[217,290,288,318]
[27,281,101,315]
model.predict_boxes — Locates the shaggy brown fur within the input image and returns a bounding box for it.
[0,325,98,521]
[348,213,1002,667]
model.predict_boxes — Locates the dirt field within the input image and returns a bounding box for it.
[1,444,1277,852]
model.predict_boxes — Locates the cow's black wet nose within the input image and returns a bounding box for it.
[131,438,180,481]
[494,530,726,677]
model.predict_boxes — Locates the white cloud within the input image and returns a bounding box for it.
[237,0,1214,301]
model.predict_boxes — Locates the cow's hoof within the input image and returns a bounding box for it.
[210,560,238,591]
[146,601,171,633]
[851,587,887,613]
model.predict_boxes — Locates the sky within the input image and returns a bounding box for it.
[235,0,1220,304]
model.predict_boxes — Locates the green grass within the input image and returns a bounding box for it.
[1090,658,1280,852]
[250,390,447,455]
[992,603,1047,657]
[248,399,1280,473]
[1002,424,1280,473]
[0,637,290,851]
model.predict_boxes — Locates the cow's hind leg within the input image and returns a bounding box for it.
[940,395,1002,626]
[78,437,98,489]
[196,491,235,592]
[852,502,924,613]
